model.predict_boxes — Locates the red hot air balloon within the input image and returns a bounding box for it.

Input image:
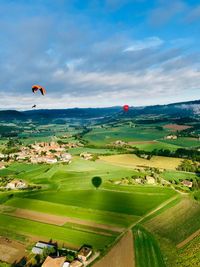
[123,104,129,112]
[32,84,46,96]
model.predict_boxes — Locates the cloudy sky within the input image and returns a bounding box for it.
[0,0,200,110]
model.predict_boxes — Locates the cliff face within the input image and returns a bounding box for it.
[92,231,135,267]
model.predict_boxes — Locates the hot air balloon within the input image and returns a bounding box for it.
[32,84,46,96]
[123,104,129,112]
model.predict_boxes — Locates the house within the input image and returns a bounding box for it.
[6,179,27,190]
[70,260,83,267]
[78,246,92,262]
[42,256,66,267]
[80,152,93,160]
[32,241,56,255]
[146,176,156,185]
[181,180,193,188]
[113,140,127,146]
[61,153,72,163]
[165,135,177,140]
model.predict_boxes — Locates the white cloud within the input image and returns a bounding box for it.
[123,37,164,52]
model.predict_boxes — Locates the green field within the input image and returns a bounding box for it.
[84,126,169,145]
[134,141,180,152]
[160,137,200,148]
[21,188,174,216]
[133,225,166,267]
[5,197,136,227]
[0,213,115,250]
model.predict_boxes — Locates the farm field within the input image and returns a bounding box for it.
[160,137,200,148]
[0,213,115,250]
[100,154,182,170]
[133,141,181,152]
[142,196,200,266]
[133,225,166,267]
[83,126,169,145]
[20,188,174,216]
[174,235,200,267]
[143,197,200,245]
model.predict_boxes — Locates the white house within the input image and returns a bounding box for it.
[6,180,27,190]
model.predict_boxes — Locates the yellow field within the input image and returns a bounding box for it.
[99,154,182,170]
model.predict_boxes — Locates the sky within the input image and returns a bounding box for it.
[0,0,200,110]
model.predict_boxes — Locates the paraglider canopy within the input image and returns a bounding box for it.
[123,104,129,112]
[32,84,46,96]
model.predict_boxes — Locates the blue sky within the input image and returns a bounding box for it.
[0,0,200,109]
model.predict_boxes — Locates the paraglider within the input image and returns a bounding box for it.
[123,104,129,112]
[32,84,46,96]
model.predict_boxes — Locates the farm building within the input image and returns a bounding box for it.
[165,135,177,140]
[78,246,92,262]
[42,256,66,267]
[32,241,56,255]
[80,152,93,160]
[6,179,27,190]
[181,180,193,188]
[61,153,72,163]
[146,176,156,184]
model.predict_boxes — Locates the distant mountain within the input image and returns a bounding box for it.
[0,100,199,122]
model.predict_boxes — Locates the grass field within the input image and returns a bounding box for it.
[20,188,174,216]
[133,225,166,267]
[134,141,181,152]
[0,214,115,250]
[160,137,200,148]
[5,197,136,227]
[100,154,182,170]
[84,126,169,145]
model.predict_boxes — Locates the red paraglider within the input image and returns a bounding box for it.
[32,84,46,96]
[123,104,129,112]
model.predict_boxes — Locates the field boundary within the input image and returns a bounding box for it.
[177,228,200,248]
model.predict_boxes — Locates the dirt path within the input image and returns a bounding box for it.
[4,208,124,233]
[177,229,200,248]
[92,231,135,267]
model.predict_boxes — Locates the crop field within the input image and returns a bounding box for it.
[133,141,180,152]
[161,170,199,183]
[133,225,166,267]
[0,213,115,250]
[100,154,182,170]
[84,126,169,145]
[5,197,136,228]
[20,188,174,216]
[174,235,200,267]
[160,137,200,148]
[163,124,192,131]
[143,197,200,245]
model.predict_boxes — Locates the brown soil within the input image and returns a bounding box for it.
[177,229,200,249]
[0,236,26,264]
[6,208,124,233]
[164,124,192,131]
[92,230,135,267]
